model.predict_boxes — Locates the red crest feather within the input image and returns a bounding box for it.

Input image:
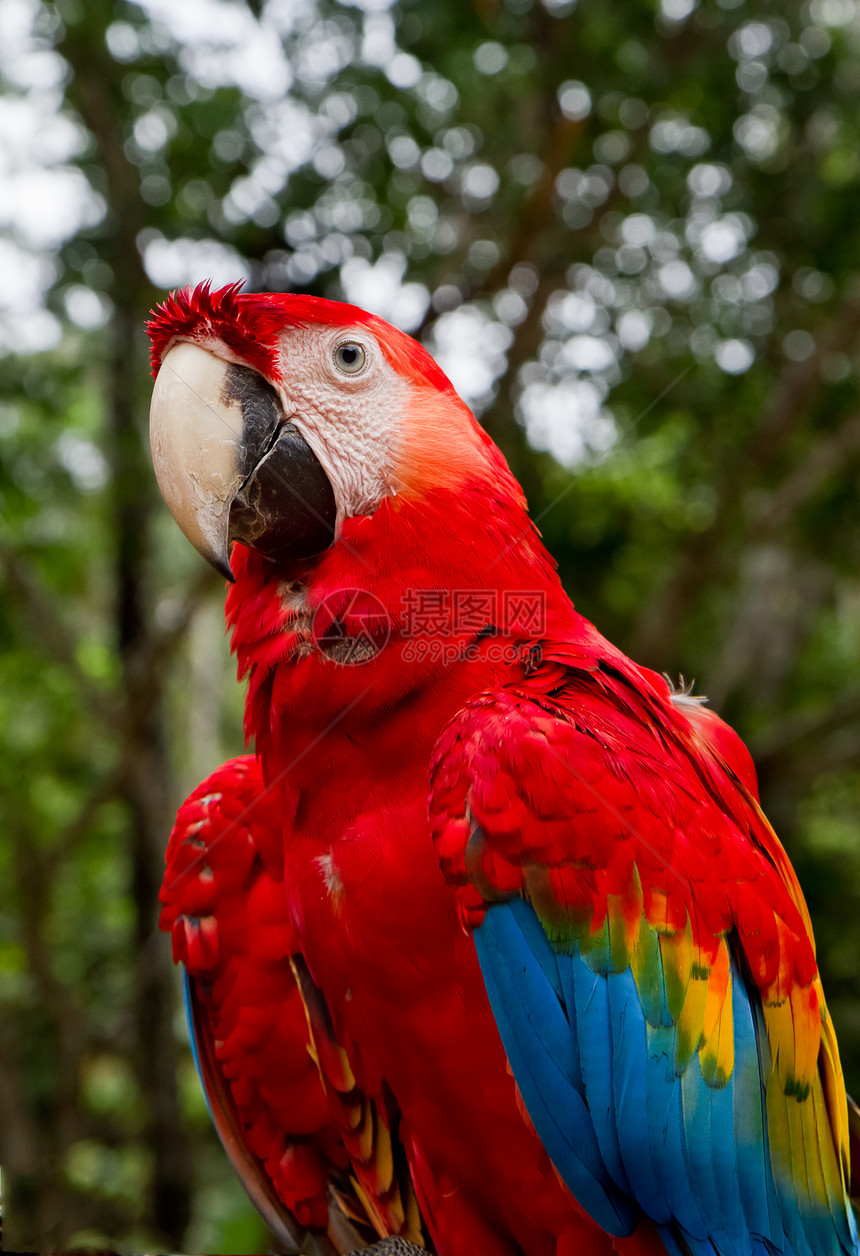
[146,281,456,395]
[146,281,286,380]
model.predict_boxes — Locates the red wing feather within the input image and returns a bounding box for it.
[429,638,851,1196]
[159,756,370,1253]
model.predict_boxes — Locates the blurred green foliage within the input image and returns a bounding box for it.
[1,0,860,1249]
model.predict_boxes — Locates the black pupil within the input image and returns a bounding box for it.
[340,345,359,367]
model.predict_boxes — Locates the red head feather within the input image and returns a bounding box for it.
[146,281,455,396]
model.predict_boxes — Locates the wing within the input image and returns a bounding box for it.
[429,640,857,1256]
[159,756,372,1254]
[290,954,428,1249]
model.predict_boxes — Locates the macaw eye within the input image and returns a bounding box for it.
[333,341,367,375]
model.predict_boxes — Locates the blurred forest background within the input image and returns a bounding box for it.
[2,0,860,1249]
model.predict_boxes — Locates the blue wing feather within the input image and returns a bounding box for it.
[731,968,776,1242]
[476,900,637,1236]
[645,1034,706,1240]
[568,954,633,1198]
[475,898,857,1256]
[679,1053,726,1236]
[608,972,669,1217]
[183,967,213,1119]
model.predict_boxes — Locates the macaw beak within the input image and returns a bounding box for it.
[149,342,337,581]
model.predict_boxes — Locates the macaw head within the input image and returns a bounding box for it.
[147,281,525,583]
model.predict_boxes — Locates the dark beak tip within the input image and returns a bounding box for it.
[211,551,235,583]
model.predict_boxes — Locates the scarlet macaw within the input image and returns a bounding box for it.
[149,282,859,1256]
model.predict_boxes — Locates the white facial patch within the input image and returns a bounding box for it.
[269,323,413,526]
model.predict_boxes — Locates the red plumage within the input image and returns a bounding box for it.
[159,758,343,1233]
[153,285,854,1256]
